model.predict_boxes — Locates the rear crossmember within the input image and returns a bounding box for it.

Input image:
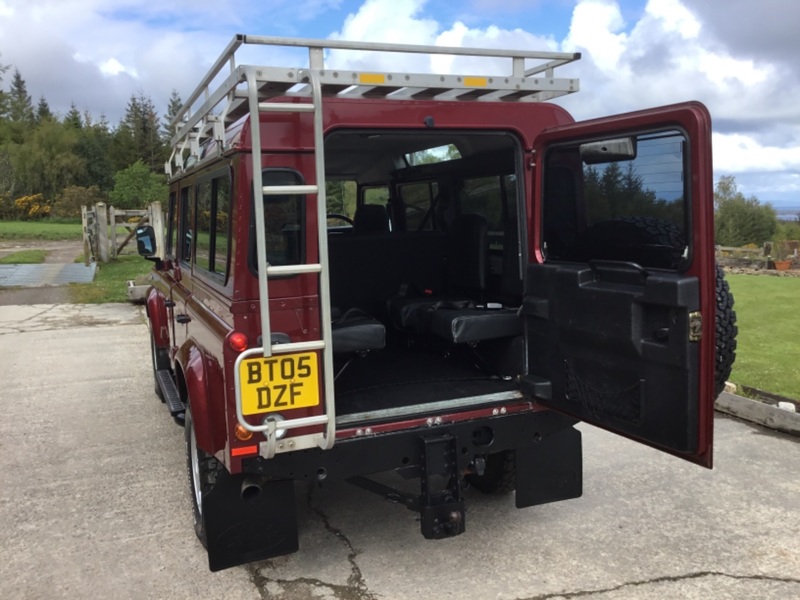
[198,411,582,571]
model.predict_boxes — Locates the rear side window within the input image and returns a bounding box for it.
[166,191,177,257]
[543,129,689,270]
[195,170,232,281]
[398,181,438,231]
[253,168,305,267]
[179,186,192,265]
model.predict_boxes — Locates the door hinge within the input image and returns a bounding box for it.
[688,311,702,342]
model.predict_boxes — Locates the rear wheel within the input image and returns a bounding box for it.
[186,408,223,547]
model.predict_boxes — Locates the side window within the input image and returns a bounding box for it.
[325,180,357,224]
[363,186,390,205]
[543,129,689,270]
[166,191,177,257]
[195,180,213,272]
[256,169,305,267]
[179,186,192,265]
[459,174,518,251]
[195,171,232,280]
[398,181,438,231]
[460,176,503,225]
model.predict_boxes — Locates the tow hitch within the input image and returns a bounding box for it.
[348,433,466,539]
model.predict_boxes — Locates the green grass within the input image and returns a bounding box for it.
[726,273,800,399]
[0,220,83,240]
[0,249,48,264]
[69,255,153,304]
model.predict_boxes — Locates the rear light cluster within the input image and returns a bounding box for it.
[229,332,248,352]
[230,332,258,457]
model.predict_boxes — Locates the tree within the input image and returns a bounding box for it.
[35,96,53,123]
[6,119,85,200]
[8,68,34,125]
[4,69,35,144]
[52,185,107,218]
[162,88,184,144]
[0,53,9,119]
[714,175,777,246]
[63,102,83,129]
[112,92,165,173]
[108,160,167,209]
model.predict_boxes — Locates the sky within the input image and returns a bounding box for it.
[0,0,798,208]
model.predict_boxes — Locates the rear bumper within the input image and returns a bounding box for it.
[241,408,579,482]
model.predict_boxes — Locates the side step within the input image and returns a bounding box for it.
[156,369,185,425]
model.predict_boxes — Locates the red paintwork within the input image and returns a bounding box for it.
[144,95,715,472]
[145,287,170,348]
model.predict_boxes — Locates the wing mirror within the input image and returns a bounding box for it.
[136,225,160,261]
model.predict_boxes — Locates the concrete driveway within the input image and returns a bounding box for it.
[0,303,798,600]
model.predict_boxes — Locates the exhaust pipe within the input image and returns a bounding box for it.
[240,477,264,502]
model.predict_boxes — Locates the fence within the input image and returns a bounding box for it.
[82,202,165,264]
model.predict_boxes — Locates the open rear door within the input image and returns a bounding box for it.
[521,102,716,467]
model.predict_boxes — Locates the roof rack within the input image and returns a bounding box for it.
[166,34,580,178]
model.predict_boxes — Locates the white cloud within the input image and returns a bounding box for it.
[563,0,628,72]
[0,0,796,204]
[712,132,800,174]
[98,58,130,77]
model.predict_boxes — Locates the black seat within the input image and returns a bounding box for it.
[388,213,487,332]
[353,204,390,235]
[331,308,386,354]
[429,306,521,344]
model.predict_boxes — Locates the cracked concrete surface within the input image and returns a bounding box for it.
[0,303,798,600]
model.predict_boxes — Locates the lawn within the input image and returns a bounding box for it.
[69,255,153,303]
[725,273,800,399]
[0,249,48,264]
[0,220,83,240]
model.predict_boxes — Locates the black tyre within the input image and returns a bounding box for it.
[577,216,687,269]
[466,450,516,494]
[150,333,170,402]
[714,264,737,397]
[186,408,223,547]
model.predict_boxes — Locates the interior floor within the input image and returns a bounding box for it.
[333,339,518,420]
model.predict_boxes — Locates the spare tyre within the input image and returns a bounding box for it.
[578,216,736,396]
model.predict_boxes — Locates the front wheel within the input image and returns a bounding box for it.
[186,408,223,547]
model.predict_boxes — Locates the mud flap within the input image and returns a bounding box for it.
[515,426,583,508]
[202,472,298,572]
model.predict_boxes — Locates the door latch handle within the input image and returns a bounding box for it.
[176,314,191,324]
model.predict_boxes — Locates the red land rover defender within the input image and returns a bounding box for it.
[136,34,736,571]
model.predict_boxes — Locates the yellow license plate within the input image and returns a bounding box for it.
[239,352,319,416]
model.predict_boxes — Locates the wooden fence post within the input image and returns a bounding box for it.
[96,202,109,264]
[81,205,90,266]
[109,205,118,260]
[149,202,165,257]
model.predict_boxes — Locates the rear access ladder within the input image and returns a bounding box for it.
[165,35,582,456]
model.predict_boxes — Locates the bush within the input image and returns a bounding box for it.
[0,193,13,220]
[13,194,52,220]
[53,185,107,218]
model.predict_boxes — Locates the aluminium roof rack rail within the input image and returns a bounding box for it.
[165,33,580,178]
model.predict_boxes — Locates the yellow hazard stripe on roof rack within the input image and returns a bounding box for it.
[359,73,386,85]
[463,76,487,87]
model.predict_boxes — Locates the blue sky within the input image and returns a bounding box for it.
[0,0,798,207]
